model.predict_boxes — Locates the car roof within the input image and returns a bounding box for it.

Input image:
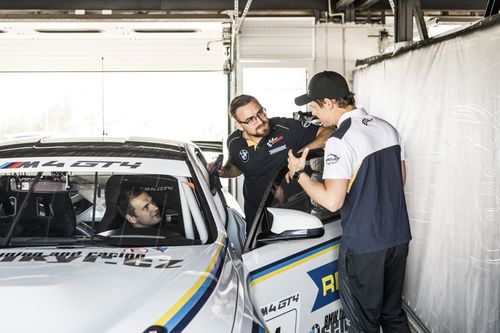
[0,136,188,160]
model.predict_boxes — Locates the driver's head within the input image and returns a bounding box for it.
[117,189,162,228]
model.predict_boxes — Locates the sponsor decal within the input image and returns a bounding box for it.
[260,293,300,333]
[239,149,249,163]
[0,160,141,169]
[155,246,169,253]
[260,293,300,318]
[267,135,284,148]
[0,250,182,269]
[269,144,287,156]
[309,310,347,333]
[307,261,340,312]
[325,154,340,165]
[318,309,347,333]
[362,117,373,126]
[142,186,174,192]
[124,248,149,254]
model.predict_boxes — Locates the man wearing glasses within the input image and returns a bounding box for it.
[217,94,333,229]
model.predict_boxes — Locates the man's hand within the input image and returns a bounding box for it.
[286,148,309,183]
[207,155,222,172]
[210,161,242,178]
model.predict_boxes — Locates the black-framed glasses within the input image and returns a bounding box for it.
[238,107,267,125]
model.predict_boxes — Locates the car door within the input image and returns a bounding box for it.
[242,150,348,333]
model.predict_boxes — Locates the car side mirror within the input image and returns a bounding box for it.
[256,207,324,246]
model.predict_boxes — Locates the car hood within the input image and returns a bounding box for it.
[0,241,237,333]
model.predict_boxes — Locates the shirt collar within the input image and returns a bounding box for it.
[338,107,368,127]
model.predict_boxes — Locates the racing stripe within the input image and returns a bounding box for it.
[8,162,23,169]
[248,237,341,288]
[152,237,227,332]
[0,162,17,169]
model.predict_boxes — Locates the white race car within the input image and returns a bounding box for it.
[0,136,345,333]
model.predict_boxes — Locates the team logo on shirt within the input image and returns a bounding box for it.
[362,117,373,126]
[267,135,284,148]
[239,149,249,162]
[326,154,340,165]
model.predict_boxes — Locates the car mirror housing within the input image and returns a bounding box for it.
[256,208,324,246]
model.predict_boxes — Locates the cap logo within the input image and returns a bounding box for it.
[239,149,249,163]
[326,154,340,165]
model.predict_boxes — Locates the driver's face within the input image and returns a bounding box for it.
[129,192,162,228]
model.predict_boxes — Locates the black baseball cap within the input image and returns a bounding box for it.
[295,71,350,106]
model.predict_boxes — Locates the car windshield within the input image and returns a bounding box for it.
[0,171,207,248]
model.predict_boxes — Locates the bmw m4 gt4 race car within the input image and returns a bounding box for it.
[0,136,346,333]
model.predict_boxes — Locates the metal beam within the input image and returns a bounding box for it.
[345,3,356,22]
[414,0,428,40]
[485,0,500,17]
[358,0,380,10]
[335,0,355,10]
[395,0,414,43]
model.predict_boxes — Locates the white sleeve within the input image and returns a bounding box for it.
[398,132,406,161]
[322,137,354,180]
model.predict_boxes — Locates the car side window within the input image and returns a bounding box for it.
[268,153,340,225]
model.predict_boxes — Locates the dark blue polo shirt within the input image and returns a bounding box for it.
[228,117,319,225]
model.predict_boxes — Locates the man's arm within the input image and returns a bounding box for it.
[301,126,334,151]
[218,161,243,178]
[401,160,406,186]
[298,176,348,212]
[287,148,347,212]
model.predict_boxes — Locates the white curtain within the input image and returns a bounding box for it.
[353,21,500,333]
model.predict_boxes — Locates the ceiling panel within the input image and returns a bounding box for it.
[0,21,226,71]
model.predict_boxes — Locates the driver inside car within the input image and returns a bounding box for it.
[115,188,200,245]
[117,189,162,229]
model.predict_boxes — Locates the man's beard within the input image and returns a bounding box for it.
[253,121,270,137]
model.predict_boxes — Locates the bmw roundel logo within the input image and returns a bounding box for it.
[239,149,249,162]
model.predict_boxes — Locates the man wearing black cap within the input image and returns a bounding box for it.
[288,71,412,333]
[216,94,333,229]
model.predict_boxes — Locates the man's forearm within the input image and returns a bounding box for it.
[220,163,243,178]
[296,175,348,213]
[304,126,334,150]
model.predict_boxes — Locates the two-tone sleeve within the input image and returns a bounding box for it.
[322,137,354,180]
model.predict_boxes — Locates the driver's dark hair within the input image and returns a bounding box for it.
[315,93,355,108]
[117,188,144,218]
[229,94,262,117]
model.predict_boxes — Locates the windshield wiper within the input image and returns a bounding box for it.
[0,171,42,248]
